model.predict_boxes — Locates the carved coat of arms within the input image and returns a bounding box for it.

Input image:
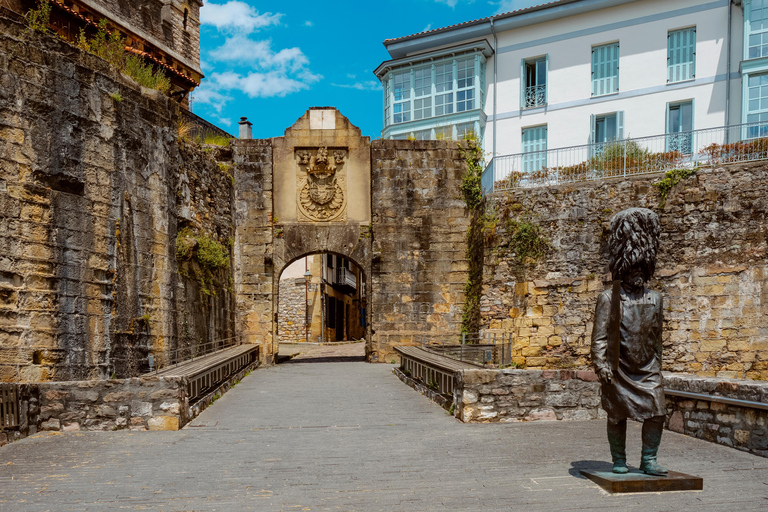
[297,147,347,221]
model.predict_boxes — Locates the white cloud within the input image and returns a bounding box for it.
[192,86,232,113]
[209,37,310,73]
[423,24,432,32]
[215,115,234,127]
[200,1,282,33]
[304,20,314,27]
[332,80,382,92]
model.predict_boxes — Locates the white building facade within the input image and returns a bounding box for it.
[376,0,763,171]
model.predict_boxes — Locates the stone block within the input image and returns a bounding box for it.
[669,411,684,433]
[130,401,153,417]
[147,416,180,431]
[526,408,557,421]
[40,419,60,431]
[44,390,70,401]
[104,392,134,403]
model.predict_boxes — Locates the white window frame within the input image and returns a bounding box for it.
[521,55,548,109]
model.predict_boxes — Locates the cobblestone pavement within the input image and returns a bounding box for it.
[1,359,767,511]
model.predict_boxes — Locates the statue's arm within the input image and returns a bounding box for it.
[591,291,611,373]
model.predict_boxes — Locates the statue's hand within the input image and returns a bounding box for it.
[598,368,613,385]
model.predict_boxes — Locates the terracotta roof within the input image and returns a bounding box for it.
[384,0,580,44]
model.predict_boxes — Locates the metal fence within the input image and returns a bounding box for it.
[482,121,768,193]
[0,383,20,430]
[420,332,516,368]
[152,335,245,373]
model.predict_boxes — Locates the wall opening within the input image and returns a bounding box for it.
[276,253,367,361]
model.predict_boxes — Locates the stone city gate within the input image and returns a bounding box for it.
[232,108,472,365]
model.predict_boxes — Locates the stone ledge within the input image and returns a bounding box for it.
[663,372,768,404]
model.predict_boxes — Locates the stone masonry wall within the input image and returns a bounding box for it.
[369,140,471,363]
[0,18,234,381]
[278,278,307,343]
[232,139,273,362]
[664,373,768,457]
[480,163,768,379]
[454,368,603,423]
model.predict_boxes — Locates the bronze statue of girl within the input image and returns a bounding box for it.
[591,207,668,476]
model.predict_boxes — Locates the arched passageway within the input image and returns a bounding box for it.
[276,252,367,362]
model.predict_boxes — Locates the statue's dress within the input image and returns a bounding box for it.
[591,287,666,422]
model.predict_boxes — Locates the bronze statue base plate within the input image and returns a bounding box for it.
[580,469,703,493]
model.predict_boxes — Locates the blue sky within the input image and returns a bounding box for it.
[191,0,540,139]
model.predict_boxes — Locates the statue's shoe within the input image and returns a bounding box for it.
[640,460,668,476]
[612,462,629,474]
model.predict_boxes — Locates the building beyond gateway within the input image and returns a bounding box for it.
[375,0,768,163]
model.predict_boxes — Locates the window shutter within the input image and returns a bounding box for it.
[592,43,619,96]
[520,58,526,109]
[545,54,549,104]
[668,28,696,82]
[590,114,596,144]
[617,111,625,140]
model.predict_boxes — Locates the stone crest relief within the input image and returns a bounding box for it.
[296,147,347,222]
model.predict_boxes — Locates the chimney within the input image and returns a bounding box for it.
[239,116,253,139]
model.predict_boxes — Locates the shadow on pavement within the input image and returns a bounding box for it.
[282,356,366,364]
[569,460,613,478]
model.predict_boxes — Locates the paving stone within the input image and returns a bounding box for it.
[0,361,766,511]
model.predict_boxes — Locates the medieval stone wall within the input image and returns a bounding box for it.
[0,18,234,382]
[480,163,768,380]
[369,140,470,362]
[277,278,307,344]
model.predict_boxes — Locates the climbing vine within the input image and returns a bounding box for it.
[458,137,485,334]
[176,228,230,297]
[653,167,697,208]
[506,215,551,264]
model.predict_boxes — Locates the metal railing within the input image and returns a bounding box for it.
[153,335,245,373]
[524,85,546,109]
[419,332,517,368]
[0,383,20,430]
[482,121,768,193]
[337,267,357,290]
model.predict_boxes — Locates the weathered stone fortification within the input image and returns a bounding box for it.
[232,115,472,364]
[277,277,308,344]
[369,140,470,362]
[0,18,235,382]
[480,163,768,379]
[664,373,768,457]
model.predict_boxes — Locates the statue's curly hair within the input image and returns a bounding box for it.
[608,208,661,282]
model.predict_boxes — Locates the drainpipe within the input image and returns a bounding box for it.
[490,17,498,161]
[725,0,733,133]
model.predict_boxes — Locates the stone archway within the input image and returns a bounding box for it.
[232,108,471,365]
[274,251,369,356]
[233,109,372,364]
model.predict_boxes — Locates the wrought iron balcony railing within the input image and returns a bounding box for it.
[524,85,546,109]
[481,121,768,193]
